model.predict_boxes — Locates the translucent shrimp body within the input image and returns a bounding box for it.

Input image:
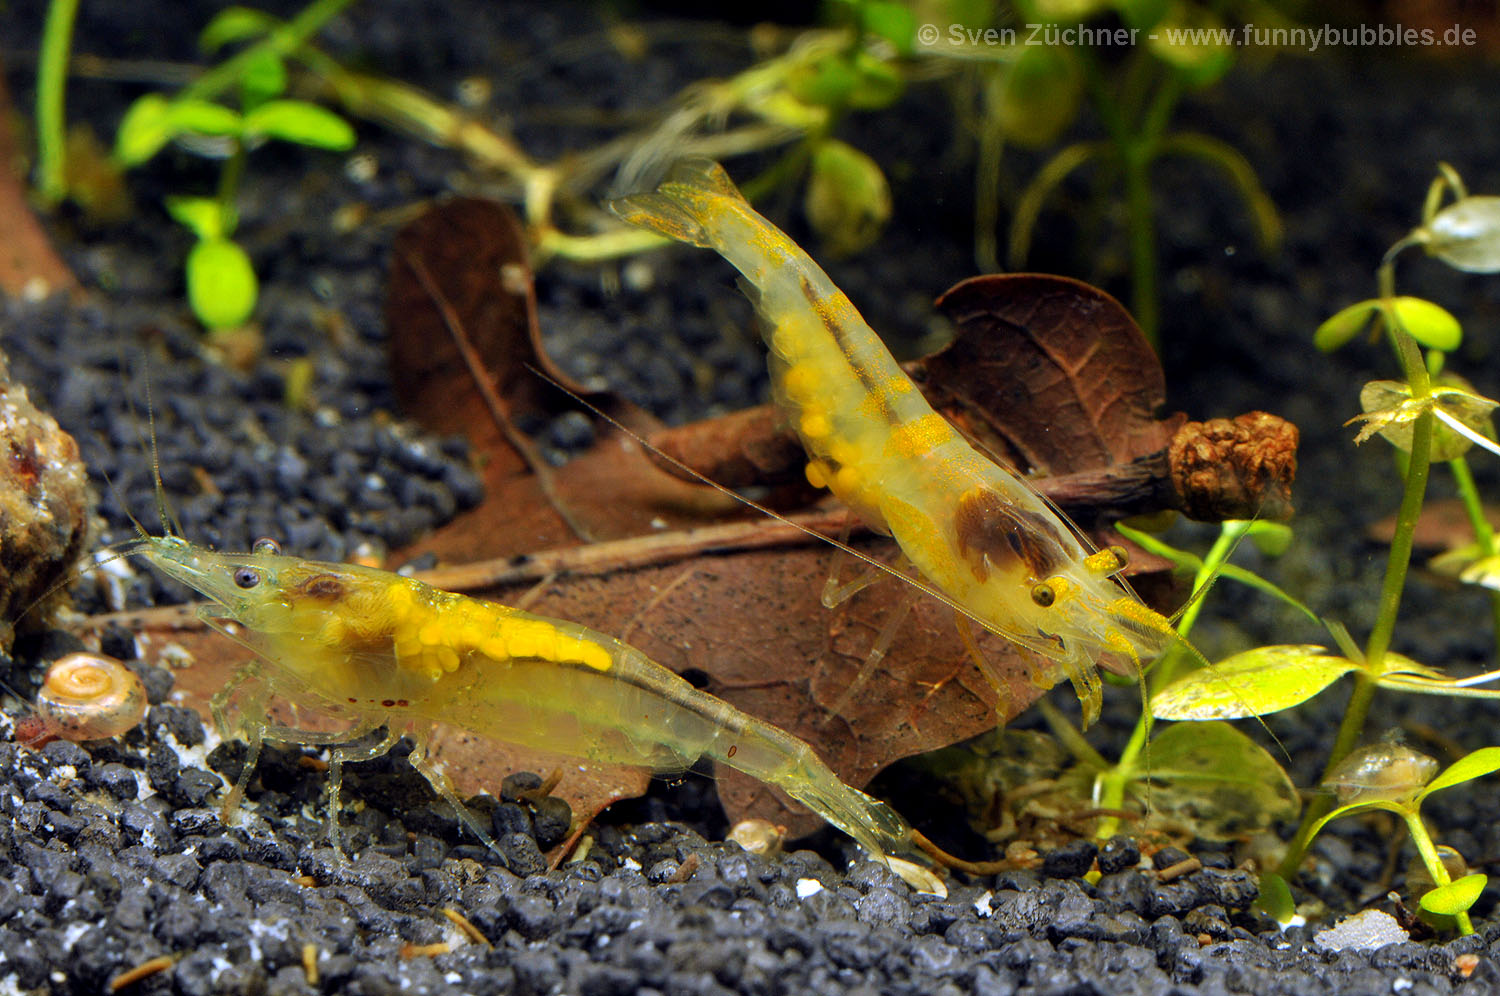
[612,160,1173,723]
[134,534,913,861]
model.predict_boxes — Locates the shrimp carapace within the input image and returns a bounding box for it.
[134,533,915,863]
[612,159,1176,724]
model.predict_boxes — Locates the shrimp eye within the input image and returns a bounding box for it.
[1107,544,1128,569]
[233,566,262,589]
[1030,583,1055,607]
[252,537,282,556]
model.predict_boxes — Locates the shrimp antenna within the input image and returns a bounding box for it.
[141,365,186,541]
[521,364,1000,635]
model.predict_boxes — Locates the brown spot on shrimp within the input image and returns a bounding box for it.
[295,573,347,600]
[953,487,1066,581]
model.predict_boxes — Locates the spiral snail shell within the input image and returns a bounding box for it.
[30,652,148,742]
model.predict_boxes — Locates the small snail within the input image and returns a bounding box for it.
[1322,739,1440,804]
[15,652,147,748]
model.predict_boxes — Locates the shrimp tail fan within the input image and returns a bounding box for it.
[608,158,745,249]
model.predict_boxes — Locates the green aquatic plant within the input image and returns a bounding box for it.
[1299,745,1499,934]
[992,0,1283,345]
[1133,163,1500,933]
[32,0,81,207]
[111,1,358,332]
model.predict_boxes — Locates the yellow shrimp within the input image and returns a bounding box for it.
[611,159,1175,725]
[129,532,915,863]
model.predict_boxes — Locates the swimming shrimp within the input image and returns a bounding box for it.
[129,532,915,863]
[611,159,1176,725]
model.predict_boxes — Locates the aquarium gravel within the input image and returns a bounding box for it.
[5,0,1500,993]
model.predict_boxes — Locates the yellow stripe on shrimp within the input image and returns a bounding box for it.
[612,159,1177,725]
[131,532,916,865]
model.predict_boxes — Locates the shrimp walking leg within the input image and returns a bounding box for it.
[325,726,402,858]
[404,731,501,852]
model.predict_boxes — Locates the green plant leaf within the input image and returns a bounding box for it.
[993,45,1081,148]
[846,51,905,110]
[239,50,289,109]
[1253,871,1296,926]
[859,2,918,56]
[242,100,355,150]
[1020,0,1112,22]
[1314,299,1379,352]
[1144,721,1300,836]
[186,238,258,330]
[199,6,278,51]
[1112,521,1202,571]
[1384,296,1461,351]
[1418,873,1488,916]
[166,99,245,139]
[1457,554,1500,590]
[1305,798,1406,847]
[165,195,227,242]
[1112,0,1171,30]
[1423,196,1500,273]
[1373,651,1448,681]
[1416,747,1500,800]
[1152,645,1354,720]
[115,94,174,165]
[1213,564,1320,623]
[803,139,891,256]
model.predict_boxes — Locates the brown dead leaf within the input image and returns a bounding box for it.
[927,273,1183,479]
[1370,498,1500,550]
[0,66,78,299]
[386,197,583,442]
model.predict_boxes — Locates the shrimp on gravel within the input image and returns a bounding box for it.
[130,531,917,864]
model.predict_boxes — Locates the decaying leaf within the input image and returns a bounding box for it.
[929,274,1181,479]
[1144,721,1299,837]
[386,197,588,443]
[1349,377,1499,462]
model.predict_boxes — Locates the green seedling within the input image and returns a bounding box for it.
[112,2,357,332]
[1302,745,1500,935]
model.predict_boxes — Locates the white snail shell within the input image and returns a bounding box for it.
[35,652,148,741]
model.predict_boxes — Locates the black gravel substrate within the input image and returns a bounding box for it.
[5,1,1500,993]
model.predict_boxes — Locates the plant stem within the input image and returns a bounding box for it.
[35,0,82,206]
[1122,146,1158,346]
[1402,811,1473,934]
[1093,521,1244,836]
[1279,283,1437,879]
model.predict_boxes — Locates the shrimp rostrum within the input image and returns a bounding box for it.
[132,533,915,863]
[612,160,1175,725]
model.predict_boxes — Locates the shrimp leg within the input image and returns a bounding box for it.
[403,728,501,853]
